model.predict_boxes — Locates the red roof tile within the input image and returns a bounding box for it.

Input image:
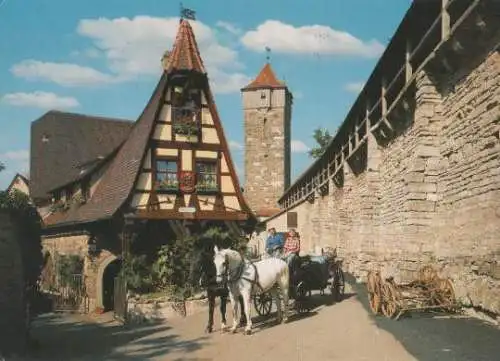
[163,19,205,74]
[242,63,286,90]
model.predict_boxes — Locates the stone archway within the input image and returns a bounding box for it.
[95,255,121,311]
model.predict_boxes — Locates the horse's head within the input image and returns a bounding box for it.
[213,246,229,284]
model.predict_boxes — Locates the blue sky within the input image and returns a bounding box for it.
[0,0,411,189]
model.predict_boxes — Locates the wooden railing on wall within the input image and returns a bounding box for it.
[279,0,483,211]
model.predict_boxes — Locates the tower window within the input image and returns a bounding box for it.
[260,91,266,99]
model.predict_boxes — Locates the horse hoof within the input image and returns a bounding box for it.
[244,329,252,335]
[230,328,238,334]
[205,327,213,334]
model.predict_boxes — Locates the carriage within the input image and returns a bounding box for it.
[252,246,346,317]
[366,265,457,320]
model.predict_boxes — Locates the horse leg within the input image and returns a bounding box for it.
[241,290,253,335]
[220,293,228,332]
[279,267,290,323]
[228,288,240,334]
[238,295,246,327]
[270,286,282,324]
[206,291,215,333]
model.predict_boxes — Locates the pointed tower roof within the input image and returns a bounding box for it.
[163,19,206,74]
[242,63,286,91]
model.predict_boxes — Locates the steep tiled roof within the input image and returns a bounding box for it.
[163,19,206,74]
[242,63,286,90]
[44,74,168,227]
[30,111,133,201]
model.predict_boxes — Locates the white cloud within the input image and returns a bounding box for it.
[293,91,304,99]
[1,91,80,109]
[216,21,242,35]
[241,20,384,58]
[229,140,243,150]
[10,16,249,93]
[1,150,29,161]
[11,60,116,87]
[344,82,365,93]
[76,16,249,93]
[291,140,310,153]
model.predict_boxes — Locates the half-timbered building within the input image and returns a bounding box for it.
[34,17,255,313]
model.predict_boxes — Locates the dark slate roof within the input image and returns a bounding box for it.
[30,111,133,201]
[163,19,206,74]
[44,74,167,226]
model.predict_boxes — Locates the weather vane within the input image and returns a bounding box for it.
[265,46,271,63]
[180,3,196,20]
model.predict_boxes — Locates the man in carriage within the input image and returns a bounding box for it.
[265,227,285,256]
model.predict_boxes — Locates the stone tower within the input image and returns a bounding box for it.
[241,63,292,216]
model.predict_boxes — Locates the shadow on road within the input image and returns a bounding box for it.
[26,312,209,361]
[346,273,500,361]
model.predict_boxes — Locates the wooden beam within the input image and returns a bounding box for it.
[405,40,413,83]
[441,0,450,40]
[153,140,223,151]
[136,209,248,221]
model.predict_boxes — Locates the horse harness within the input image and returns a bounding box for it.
[223,252,265,293]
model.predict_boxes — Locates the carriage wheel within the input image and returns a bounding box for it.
[367,271,381,314]
[437,278,456,310]
[331,265,345,302]
[368,292,381,314]
[295,282,309,313]
[381,282,399,319]
[253,293,273,316]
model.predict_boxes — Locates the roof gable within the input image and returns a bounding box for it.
[44,17,255,227]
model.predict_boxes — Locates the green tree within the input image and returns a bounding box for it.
[0,188,45,327]
[308,127,333,159]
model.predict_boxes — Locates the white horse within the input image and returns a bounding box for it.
[213,246,289,335]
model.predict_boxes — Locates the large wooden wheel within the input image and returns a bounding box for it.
[436,278,456,309]
[253,293,273,316]
[295,282,309,313]
[381,282,400,318]
[367,271,381,314]
[331,263,345,302]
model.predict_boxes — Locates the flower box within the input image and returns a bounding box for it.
[195,184,218,194]
[157,182,179,193]
[173,122,199,136]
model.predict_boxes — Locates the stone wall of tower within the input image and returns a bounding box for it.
[243,87,291,212]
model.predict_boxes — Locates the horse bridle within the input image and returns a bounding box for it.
[219,252,245,284]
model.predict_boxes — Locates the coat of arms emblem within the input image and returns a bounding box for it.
[179,171,196,193]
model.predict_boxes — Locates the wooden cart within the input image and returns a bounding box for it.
[366,266,457,320]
